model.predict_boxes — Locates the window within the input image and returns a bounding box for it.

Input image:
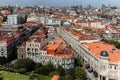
[35,44,38,47]
[110,65,112,69]
[32,44,34,47]
[101,64,106,70]
[1,53,3,56]
[35,49,38,53]
[27,48,30,51]
[114,66,116,70]
[21,55,23,58]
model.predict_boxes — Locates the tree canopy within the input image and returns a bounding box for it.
[15,58,35,72]
[75,67,86,80]
[0,56,8,65]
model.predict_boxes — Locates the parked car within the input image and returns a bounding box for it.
[93,71,98,77]
[85,64,90,69]
[88,67,93,73]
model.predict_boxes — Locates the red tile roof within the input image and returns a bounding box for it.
[81,42,120,62]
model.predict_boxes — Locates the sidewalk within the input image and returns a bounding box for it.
[85,70,98,80]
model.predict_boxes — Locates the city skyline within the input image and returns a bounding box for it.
[0,0,119,7]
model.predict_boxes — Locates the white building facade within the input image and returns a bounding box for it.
[80,42,120,80]
[40,50,74,69]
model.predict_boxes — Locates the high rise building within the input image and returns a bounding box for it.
[102,4,106,13]
[7,14,25,25]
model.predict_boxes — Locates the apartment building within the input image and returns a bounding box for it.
[17,42,26,59]
[80,42,120,80]
[57,27,99,56]
[0,31,18,59]
[75,19,104,29]
[45,18,61,26]
[40,43,74,69]
[81,25,120,40]
[7,14,25,25]
[17,32,74,69]
[26,31,48,62]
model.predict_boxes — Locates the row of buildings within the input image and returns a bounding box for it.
[57,26,120,80]
[0,22,41,60]
[1,5,120,80]
[17,26,74,69]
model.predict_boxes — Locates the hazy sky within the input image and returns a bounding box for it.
[0,0,119,7]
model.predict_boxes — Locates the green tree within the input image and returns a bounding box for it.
[34,66,48,75]
[18,68,27,74]
[15,58,35,72]
[0,77,3,80]
[4,63,15,72]
[0,56,8,65]
[0,73,3,80]
[59,76,66,80]
[34,63,43,69]
[66,68,75,80]
[75,58,82,67]
[75,67,86,80]
[44,62,55,74]
[4,63,15,70]
[107,39,114,44]
[34,63,55,75]
[101,39,108,43]
[34,63,43,74]
[114,41,120,49]
[56,65,65,76]
[101,39,120,49]
[65,74,72,80]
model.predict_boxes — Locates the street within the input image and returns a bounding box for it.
[86,70,98,80]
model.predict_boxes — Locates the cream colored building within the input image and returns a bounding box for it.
[57,27,120,80]
[75,19,104,29]
[26,31,48,62]
[57,27,99,56]
[40,43,74,69]
[80,42,120,80]
[40,50,74,69]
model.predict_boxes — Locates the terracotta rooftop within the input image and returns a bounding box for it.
[1,10,11,15]
[28,35,46,43]
[81,42,120,62]
[45,44,60,51]
[69,29,97,40]
[43,43,74,59]
[0,31,22,44]
[52,37,65,44]
[76,19,101,23]
[51,75,59,80]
